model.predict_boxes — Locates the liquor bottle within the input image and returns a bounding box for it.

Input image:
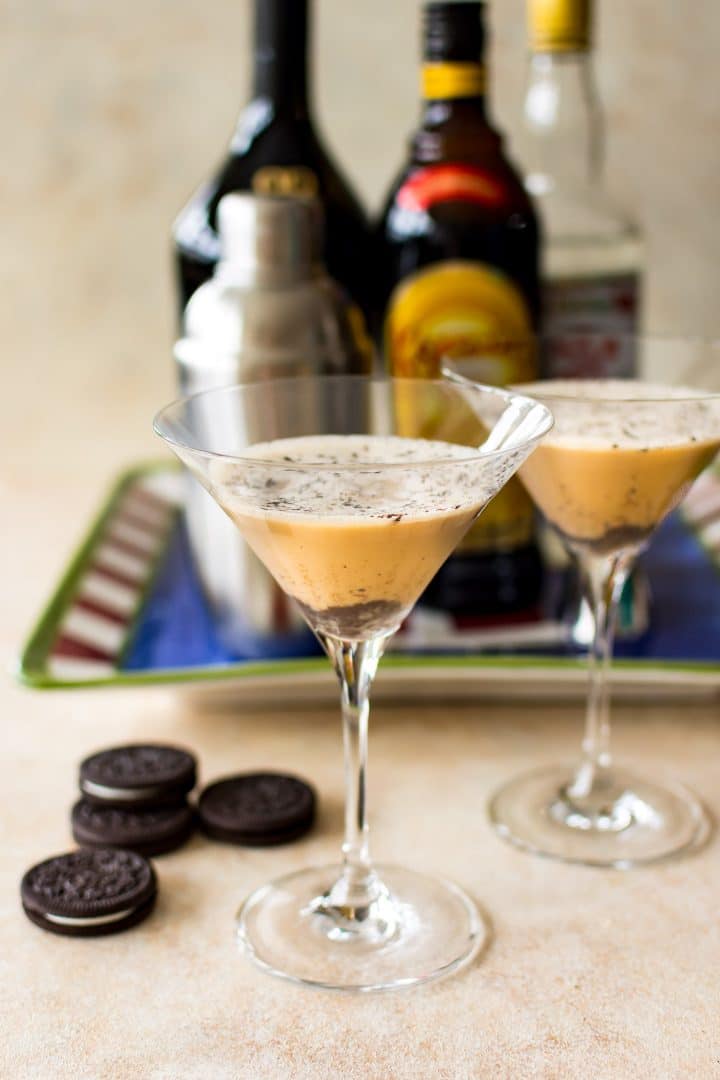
[173,0,372,322]
[376,0,542,619]
[523,0,643,376]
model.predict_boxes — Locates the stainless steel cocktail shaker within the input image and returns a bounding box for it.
[174,193,372,656]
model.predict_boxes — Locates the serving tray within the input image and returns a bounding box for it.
[17,461,720,704]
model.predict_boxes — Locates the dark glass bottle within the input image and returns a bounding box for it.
[377,0,543,619]
[173,0,371,321]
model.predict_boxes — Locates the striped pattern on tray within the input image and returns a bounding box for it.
[47,472,182,682]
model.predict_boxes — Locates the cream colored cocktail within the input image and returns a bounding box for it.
[516,380,720,553]
[210,434,494,638]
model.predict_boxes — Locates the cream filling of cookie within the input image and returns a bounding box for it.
[81,780,165,801]
[44,908,137,927]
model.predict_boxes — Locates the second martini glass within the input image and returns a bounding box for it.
[489,379,720,868]
[154,374,551,990]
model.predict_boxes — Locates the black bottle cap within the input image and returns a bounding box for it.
[423,2,485,63]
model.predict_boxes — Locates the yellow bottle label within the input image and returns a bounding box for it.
[422,62,486,100]
[386,260,538,550]
[527,0,591,52]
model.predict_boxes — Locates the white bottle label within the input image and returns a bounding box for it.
[542,273,640,378]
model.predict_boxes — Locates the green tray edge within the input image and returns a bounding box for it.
[16,458,178,690]
[15,461,720,691]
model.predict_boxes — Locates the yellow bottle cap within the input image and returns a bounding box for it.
[527,0,592,52]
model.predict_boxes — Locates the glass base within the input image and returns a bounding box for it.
[488,765,710,868]
[236,863,487,992]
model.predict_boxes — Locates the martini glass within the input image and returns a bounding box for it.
[488,378,720,868]
[154,374,552,990]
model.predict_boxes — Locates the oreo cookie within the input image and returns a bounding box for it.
[198,772,316,846]
[21,848,157,937]
[71,799,195,857]
[79,744,197,808]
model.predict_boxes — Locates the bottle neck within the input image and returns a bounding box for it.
[252,0,311,119]
[523,49,602,196]
[419,59,488,124]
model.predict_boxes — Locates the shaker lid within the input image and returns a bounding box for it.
[217,193,323,278]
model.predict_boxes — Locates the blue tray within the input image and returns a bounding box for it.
[17,462,720,699]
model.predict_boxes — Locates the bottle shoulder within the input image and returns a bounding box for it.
[377,155,537,243]
[174,114,369,251]
[534,182,641,242]
[527,176,643,280]
[379,114,535,230]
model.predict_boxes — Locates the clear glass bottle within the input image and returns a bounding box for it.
[523,0,644,377]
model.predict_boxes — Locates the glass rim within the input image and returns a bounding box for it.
[509,378,720,406]
[153,373,554,470]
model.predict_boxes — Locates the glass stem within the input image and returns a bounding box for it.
[318,633,393,925]
[569,551,634,798]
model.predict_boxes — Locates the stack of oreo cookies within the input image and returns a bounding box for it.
[72,744,198,857]
[20,743,198,938]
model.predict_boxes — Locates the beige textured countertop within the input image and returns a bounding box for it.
[5,691,720,1078]
[3,369,720,1079]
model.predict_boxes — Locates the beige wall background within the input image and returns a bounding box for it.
[5,0,720,458]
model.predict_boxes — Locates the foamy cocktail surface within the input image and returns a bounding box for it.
[209,434,507,638]
[517,380,720,554]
